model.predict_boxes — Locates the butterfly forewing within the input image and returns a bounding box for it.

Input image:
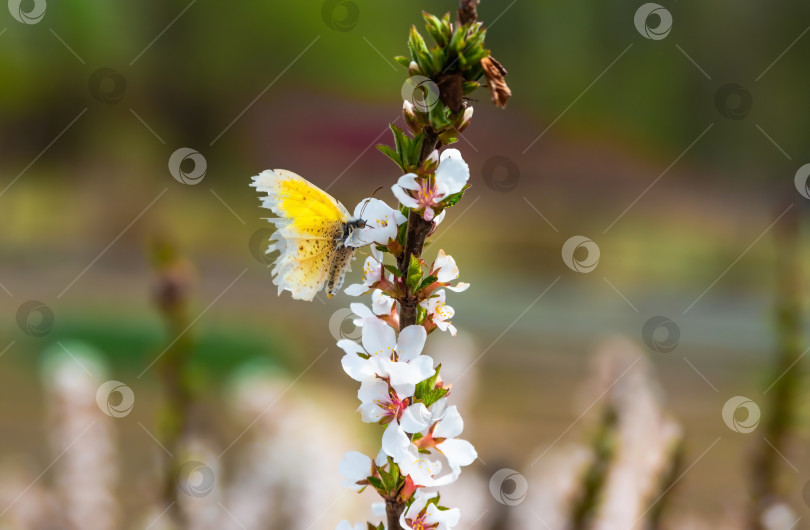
[251,169,356,301]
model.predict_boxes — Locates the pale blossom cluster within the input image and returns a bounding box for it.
[335,147,475,529]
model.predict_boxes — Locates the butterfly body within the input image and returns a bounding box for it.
[251,169,365,301]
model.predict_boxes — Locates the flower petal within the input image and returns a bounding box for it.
[397,173,421,191]
[446,282,470,292]
[337,339,364,357]
[362,319,397,358]
[382,422,410,459]
[426,503,461,528]
[440,438,478,472]
[397,325,427,362]
[400,402,431,433]
[343,283,369,296]
[433,405,464,439]
[338,451,372,490]
[392,183,419,209]
[435,149,469,197]
[341,353,374,382]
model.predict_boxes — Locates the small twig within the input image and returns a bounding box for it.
[458,0,479,24]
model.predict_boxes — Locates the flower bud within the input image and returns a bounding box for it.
[403,99,415,116]
[403,100,421,133]
[422,149,440,173]
[457,106,474,133]
[408,61,421,77]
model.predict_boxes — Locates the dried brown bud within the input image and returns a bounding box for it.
[481,56,512,108]
[458,0,479,25]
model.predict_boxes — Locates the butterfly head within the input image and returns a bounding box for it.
[349,218,367,230]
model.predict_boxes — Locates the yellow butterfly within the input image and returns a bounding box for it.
[251,169,368,301]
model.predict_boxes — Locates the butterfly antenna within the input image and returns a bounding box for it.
[358,186,385,220]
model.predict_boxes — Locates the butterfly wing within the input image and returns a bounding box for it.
[251,169,350,300]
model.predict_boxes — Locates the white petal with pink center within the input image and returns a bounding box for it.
[400,490,461,530]
[341,351,434,398]
[357,379,409,424]
[338,319,434,396]
[391,149,469,221]
[382,400,477,488]
[420,289,457,335]
[346,198,407,247]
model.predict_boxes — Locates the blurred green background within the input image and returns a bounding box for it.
[2,0,810,527]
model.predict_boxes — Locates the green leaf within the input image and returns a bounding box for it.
[377,466,392,490]
[394,55,411,68]
[390,124,407,160]
[414,364,441,403]
[409,27,434,74]
[442,191,463,208]
[413,363,448,408]
[422,387,449,408]
[367,476,385,492]
[449,25,465,54]
[375,245,390,253]
[406,254,423,291]
[428,102,453,130]
[462,80,480,94]
[408,132,425,170]
[377,144,403,170]
[396,217,408,245]
[418,275,438,291]
[422,12,447,47]
[416,304,427,325]
[388,458,401,484]
[385,264,404,278]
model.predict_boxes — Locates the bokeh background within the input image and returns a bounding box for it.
[2,0,810,528]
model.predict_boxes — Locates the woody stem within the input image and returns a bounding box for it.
[397,128,441,328]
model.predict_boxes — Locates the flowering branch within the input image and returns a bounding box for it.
[333,2,511,528]
[251,3,512,529]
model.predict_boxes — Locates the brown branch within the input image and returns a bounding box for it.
[396,128,441,328]
[386,498,405,530]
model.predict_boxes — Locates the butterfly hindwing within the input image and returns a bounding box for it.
[251,169,355,301]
